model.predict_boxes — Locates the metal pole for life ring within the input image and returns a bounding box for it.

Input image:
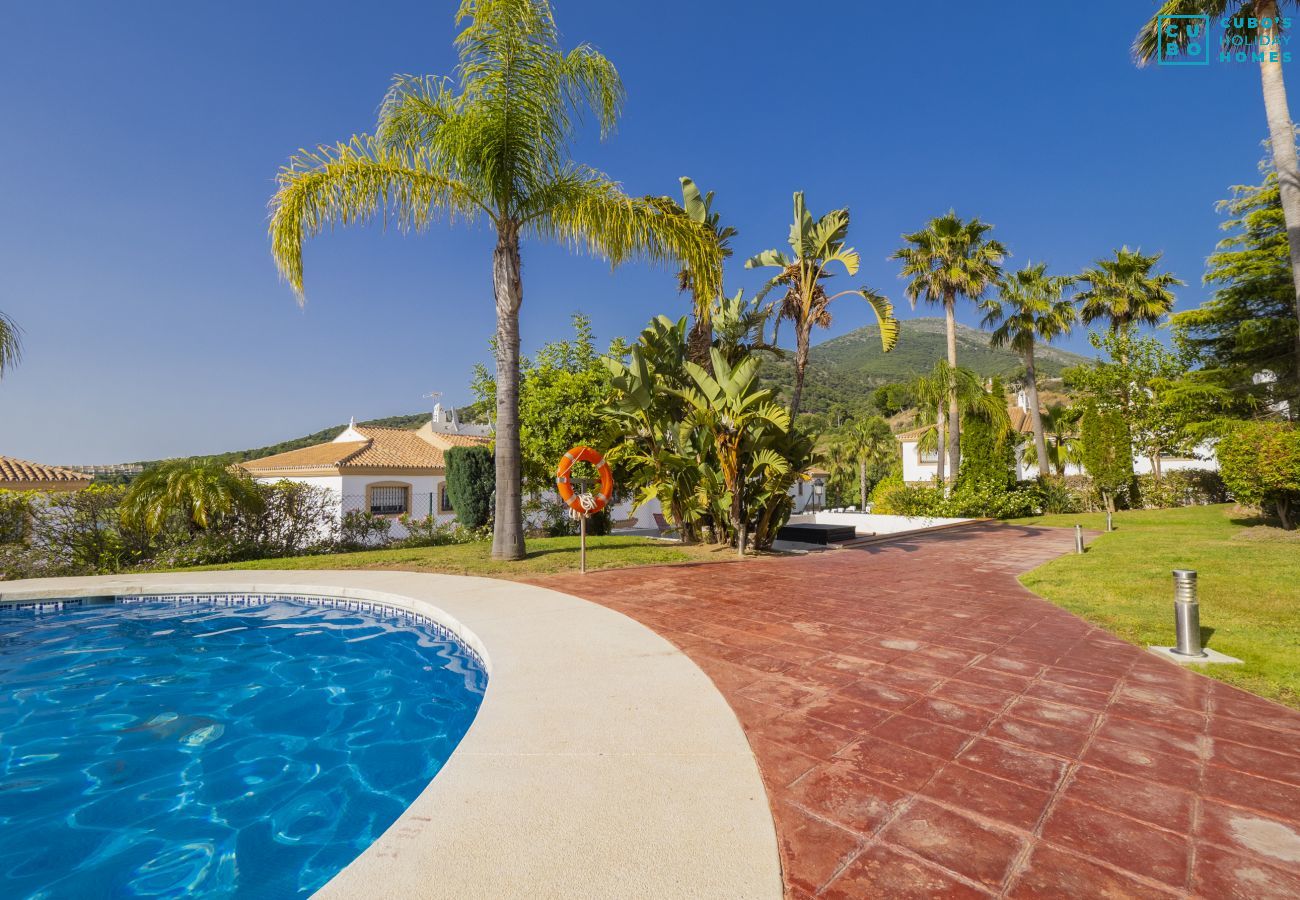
[580,512,587,574]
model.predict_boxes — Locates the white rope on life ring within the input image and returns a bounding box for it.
[568,493,599,519]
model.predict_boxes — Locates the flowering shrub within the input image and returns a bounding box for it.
[393,515,477,548]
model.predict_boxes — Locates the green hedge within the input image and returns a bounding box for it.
[444,445,495,529]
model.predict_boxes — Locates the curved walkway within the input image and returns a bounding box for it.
[534,523,1300,898]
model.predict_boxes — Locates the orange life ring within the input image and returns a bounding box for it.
[556,446,613,515]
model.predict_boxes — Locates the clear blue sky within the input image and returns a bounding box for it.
[0,1,1274,462]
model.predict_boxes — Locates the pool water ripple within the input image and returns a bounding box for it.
[0,598,486,898]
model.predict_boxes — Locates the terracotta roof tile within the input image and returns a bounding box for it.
[0,456,93,485]
[238,441,370,472]
[346,427,447,468]
[239,424,487,474]
[1008,407,1035,434]
[427,431,493,449]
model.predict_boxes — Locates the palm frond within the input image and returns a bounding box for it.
[268,136,485,299]
[0,310,22,378]
[1076,246,1184,330]
[529,172,723,298]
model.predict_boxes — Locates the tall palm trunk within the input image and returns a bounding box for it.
[934,406,947,485]
[789,319,813,417]
[943,294,960,490]
[687,305,712,368]
[1023,346,1049,477]
[491,222,526,561]
[1258,1,1300,398]
[859,457,868,510]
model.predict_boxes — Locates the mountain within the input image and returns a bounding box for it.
[763,317,1090,414]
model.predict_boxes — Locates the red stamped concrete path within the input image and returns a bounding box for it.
[530,523,1300,898]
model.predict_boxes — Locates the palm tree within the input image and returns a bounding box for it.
[122,461,263,535]
[676,178,737,365]
[268,0,720,561]
[823,439,858,507]
[892,212,1007,483]
[839,416,895,510]
[981,263,1077,478]
[1076,247,1183,339]
[909,361,1012,489]
[0,310,21,379]
[911,361,955,486]
[1136,3,1300,379]
[1042,404,1084,476]
[745,192,899,417]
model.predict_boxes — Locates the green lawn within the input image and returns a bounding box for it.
[1008,505,1300,708]
[173,534,734,579]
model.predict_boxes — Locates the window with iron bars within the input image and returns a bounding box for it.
[369,486,409,515]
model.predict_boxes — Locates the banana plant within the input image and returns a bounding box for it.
[745,192,900,417]
[710,289,780,367]
[603,316,715,540]
[750,426,815,550]
[675,348,791,555]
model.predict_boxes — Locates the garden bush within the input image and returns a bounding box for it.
[870,476,1049,519]
[393,514,480,548]
[1217,421,1300,528]
[444,445,495,530]
[339,510,393,550]
[1038,477,1081,514]
[2,479,351,578]
[1135,470,1229,509]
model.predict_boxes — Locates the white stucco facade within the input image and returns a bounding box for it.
[898,436,1219,484]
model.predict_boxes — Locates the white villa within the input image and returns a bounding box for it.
[897,393,1218,484]
[240,405,491,537]
[237,402,843,534]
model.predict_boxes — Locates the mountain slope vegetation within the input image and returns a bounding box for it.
[763,317,1089,413]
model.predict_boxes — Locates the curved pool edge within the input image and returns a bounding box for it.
[0,571,783,900]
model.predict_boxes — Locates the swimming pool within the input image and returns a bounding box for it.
[0,595,486,898]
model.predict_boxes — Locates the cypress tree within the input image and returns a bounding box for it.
[444,445,495,530]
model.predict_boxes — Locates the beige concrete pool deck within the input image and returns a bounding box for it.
[0,571,782,899]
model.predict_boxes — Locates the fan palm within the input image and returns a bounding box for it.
[1042,404,1084,476]
[910,361,1012,489]
[122,461,263,535]
[822,439,857,507]
[1136,2,1300,375]
[892,212,1007,483]
[745,192,899,418]
[0,310,21,379]
[268,0,720,561]
[981,263,1077,477]
[676,178,738,365]
[838,416,895,510]
[1076,247,1182,339]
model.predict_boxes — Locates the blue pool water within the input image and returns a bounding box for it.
[0,596,486,899]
